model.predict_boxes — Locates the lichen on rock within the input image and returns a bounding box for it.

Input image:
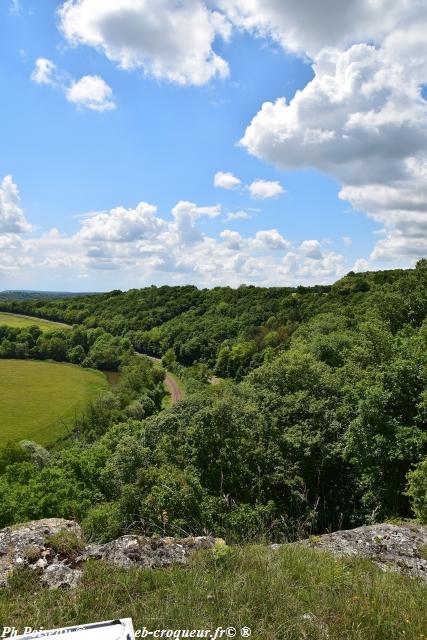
[0,518,218,590]
[298,523,427,582]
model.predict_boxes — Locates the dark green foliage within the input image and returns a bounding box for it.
[0,323,132,372]
[0,264,426,542]
[406,458,427,522]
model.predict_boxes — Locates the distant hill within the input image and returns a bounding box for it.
[0,265,425,379]
[0,290,97,301]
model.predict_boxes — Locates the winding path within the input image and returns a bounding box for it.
[135,353,183,404]
[0,311,185,404]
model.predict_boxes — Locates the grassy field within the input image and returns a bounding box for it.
[0,360,108,445]
[0,545,426,639]
[0,312,70,331]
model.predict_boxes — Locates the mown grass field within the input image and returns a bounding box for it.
[0,546,426,639]
[0,312,70,331]
[0,360,107,445]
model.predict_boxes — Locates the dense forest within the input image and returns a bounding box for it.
[0,290,94,301]
[0,262,426,542]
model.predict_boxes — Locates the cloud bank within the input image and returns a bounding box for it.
[0,176,345,287]
[231,1,427,263]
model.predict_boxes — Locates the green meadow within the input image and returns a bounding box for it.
[0,312,70,331]
[0,360,108,445]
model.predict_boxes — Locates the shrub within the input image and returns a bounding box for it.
[82,502,123,543]
[406,458,427,523]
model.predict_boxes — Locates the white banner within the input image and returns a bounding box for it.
[13,619,135,640]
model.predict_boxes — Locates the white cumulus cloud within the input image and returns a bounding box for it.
[169,201,221,245]
[31,59,115,112]
[299,240,323,259]
[66,75,116,111]
[241,35,427,262]
[58,0,231,86]
[248,179,285,199]
[79,202,163,242]
[0,175,31,234]
[252,229,290,250]
[214,171,241,189]
[216,0,414,59]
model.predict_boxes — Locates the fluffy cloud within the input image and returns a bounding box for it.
[241,35,427,261]
[299,240,323,259]
[31,59,115,112]
[252,229,290,250]
[0,175,31,234]
[169,201,221,245]
[66,75,116,111]
[216,0,413,58]
[220,229,244,250]
[0,179,345,287]
[215,172,285,199]
[248,179,284,199]
[220,228,290,252]
[78,202,162,242]
[214,171,241,189]
[58,0,231,86]
[31,58,58,85]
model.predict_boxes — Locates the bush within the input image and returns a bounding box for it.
[82,502,123,542]
[406,458,427,522]
[19,440,50,469]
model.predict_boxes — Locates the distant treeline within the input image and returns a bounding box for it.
[0,324,133,371]
[0,262,426,541]
[0,267,418,380]
[0,290,97,301]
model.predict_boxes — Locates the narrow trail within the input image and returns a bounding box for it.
[135,353,183,404]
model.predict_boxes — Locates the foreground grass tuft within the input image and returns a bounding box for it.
[45,530,85,556]
[0,545,425,639]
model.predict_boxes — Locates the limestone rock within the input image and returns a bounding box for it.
[85,535,217,569]
[299,523,427,582]
[0,518,218,590]
[42,563,82,589]
[0,518,81,588]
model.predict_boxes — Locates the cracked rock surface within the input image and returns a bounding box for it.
[85,534,216,569]
[0,518,218,589]
[0,518,81,589]
[2,519,426,590]
[299,523,427,583]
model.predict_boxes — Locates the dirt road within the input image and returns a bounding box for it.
[136,353,183,404]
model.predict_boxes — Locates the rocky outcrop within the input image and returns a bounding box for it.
[0,518,82,588]
[2,519,426,590]
[85,534,216,569]
[0,518,218,589]
[298,523,427,583]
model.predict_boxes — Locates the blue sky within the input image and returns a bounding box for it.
[0,1,425,291]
